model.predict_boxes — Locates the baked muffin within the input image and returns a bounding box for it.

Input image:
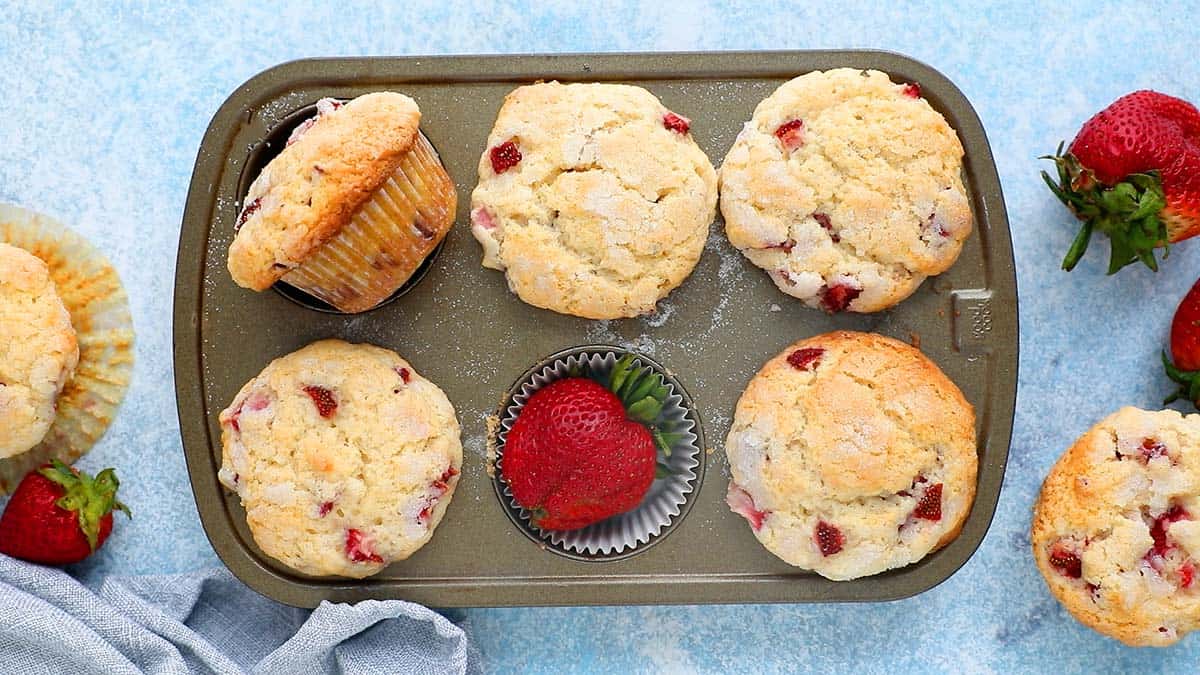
[218,339,462,578]
[0,243,78,459]
[470,81,718,319]
[719,69,972,313]
[725,331,977,580]
[0,204,134,493]
[1032,407,1200,646]
[229,93,456,313]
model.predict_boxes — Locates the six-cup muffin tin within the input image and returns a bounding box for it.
[174,51,1017,608]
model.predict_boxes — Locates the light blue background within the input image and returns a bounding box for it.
[2,1,1199,672]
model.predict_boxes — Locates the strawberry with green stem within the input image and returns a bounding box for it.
[1042,90,1200,273]
[0,461,131,565]
[502,354,683,531]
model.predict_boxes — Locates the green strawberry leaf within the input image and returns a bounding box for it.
[627,397,662,425]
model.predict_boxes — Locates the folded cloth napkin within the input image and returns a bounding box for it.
[0,555,478,675]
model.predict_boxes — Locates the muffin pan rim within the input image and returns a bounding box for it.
[174,49,1018,608]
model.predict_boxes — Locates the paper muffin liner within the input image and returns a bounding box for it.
[0,203,134,493]
[495,347,702,559]
[281,131,456,313]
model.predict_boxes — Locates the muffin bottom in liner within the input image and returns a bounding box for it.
[494,347,703,559]
[0,203,135,493]
[281,132,456,314]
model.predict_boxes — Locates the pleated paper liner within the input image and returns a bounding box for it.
[280,132,456,314]
[0,204,134,493]
[493,347,703,561]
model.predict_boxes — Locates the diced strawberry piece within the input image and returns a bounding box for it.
[1141,438,1169,462]
[902,83,921,99]
[774,119,805,151]
[819,281,861,313]
[726,484,767,531]
[786,347,825,372]
[814,521,844,556]
[813,212,839,243]
[345,528,383,564]
[319,501,334,517]
[912,483,943,521]
[490,140,522,174]
[395,367,412,384]
[236,197,261,230]
[471,207,497,231]
[1150,506,1190,556]
[768,239,796,254]
[303,386,337,418]
[1049,542,1083,579]
[1183,561,1196,588]
[663,112,691,134]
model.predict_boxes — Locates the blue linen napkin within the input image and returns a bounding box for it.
[0,555,478,674]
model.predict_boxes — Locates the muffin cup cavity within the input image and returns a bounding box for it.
[493,345,704,561]
[237,101,454,315]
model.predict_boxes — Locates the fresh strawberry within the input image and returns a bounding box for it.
[0,461,130,565]
[303,385,337,418]
[501,355,674,531]
[1048,541,1083,579]
[1162,278,1200,406]
[912,482,943,521]
[1042,90,1200,273]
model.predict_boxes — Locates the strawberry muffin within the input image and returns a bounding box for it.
[218,339,462,578]
[1033,407,1200,646]
[229,92,456,313]
[719,69,972,313]
[469,82,718,319]
[725,331,977,580]
[0,243,79,459]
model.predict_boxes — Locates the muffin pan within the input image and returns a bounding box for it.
[174,51,1017,608]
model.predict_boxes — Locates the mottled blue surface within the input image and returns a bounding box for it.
[2,1,1199,672]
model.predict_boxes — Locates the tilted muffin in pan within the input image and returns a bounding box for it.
[228,93,456,313]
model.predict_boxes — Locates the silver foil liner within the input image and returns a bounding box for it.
[495,349,701,558]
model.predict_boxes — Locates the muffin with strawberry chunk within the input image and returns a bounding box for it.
[228,92,456,313]
[719,69,972,313]
[470,82,718,319]
[725,331,977,580]
[1033,407,1200,646]
[218,339,462,578]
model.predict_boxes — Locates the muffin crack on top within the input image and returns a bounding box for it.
[470,81,718,320]
[719,68,972,313]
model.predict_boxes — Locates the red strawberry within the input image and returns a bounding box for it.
[303,385,337,418]
[501,355,671,531]
[814,521,844,556]
[1042,90,1200,273]
[489,140,522,174]
[726,483,767,531]
[786,347,825,371]
[1163,279,1200,406]
[774,119,805,151]
[0,461,131,565]
[345,528,383,564]
[819,281,861,313]
[1048,541,1083,579]
[912,482,944,521]
[662,112,691,134]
